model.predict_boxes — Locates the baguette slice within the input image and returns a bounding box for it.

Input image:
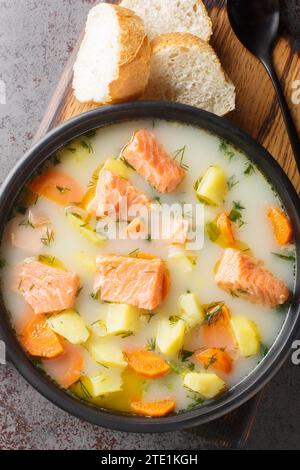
[73,4,151,104]
[120,0,212,41]
[142,33,236,116]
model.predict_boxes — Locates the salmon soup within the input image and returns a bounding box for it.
[0,119,295,416]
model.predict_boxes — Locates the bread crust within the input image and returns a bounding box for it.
[73,5,151,105]
[151,32,234,90]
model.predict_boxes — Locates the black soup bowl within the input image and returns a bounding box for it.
[0,102,299,433]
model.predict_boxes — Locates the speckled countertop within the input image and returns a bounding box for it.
[0,0,299,450]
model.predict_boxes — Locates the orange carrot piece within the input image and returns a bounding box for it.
[217,212,235,244]
[202,305,236,352]
[194,348,233,374]
[125,349,170,378]
[29,170,84,206]
[131,399,176,417]
[268,207,293,246]
[42,341,84,389]
[20,314,64,359]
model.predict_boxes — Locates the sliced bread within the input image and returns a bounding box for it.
[120,0,212,41]
[142,33,236,116]
[73,4,151,104]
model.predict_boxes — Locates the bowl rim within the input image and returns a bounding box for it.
[0,101,299,433]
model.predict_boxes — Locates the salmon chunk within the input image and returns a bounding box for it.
[215,248,289,308]
[87,167,150,219]
[13,258,80,314]
[122,129,185,193]
[94,254,167,310]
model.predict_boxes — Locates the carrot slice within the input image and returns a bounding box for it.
[268,207,293,246]
[42,341,84,389]
[20,314,64,358]
[194,348,233,374]
[29,170,84,206]
[131,399,176,417]
[217,212,235,244]
[125,349,170,378]
[202,305,236,352]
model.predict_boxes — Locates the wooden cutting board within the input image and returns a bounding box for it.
[33,0,300,448]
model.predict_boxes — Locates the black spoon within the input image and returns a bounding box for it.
[227,0,300,173]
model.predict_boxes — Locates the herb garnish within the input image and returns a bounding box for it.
[229,201,245,228]
[178,349,193,362]
[56,185,71,194]
[146,337,156,352]
[227,175,239,190]
[186,394,205,410]
[115,331,134,339]
[78,379,92,400]
[244,162,255,176]
[40,227,55,247]
[169,315,182,325]
[173,146,189,171]
[67,147,76,154]
[80,140,93,154]
[120,155,135,170]
[19,212,35,228]
[219,140,235,160]
[75,286,83,298]
[90,292,99,300]
[204,302,224,325]
[143,312,156,323]
[128,248,140,257]
[271,251,295,262]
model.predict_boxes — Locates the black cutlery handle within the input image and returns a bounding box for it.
[262,57,300,173]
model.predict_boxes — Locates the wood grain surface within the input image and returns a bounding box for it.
[33,0,300,449]
[35,0,300,192]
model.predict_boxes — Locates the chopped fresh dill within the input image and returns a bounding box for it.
[219,140,235,160]
[153,196,161,205]
[169,315,182,325]
[204,302,224,325]
[146,233,152,242]
[90,292,99,300]
[38,254,55,265]
[178,349,193,362]
[229,200,245,228]
[271,251,295,262]
[146,337,156,352]
[67,147,76,153]
[56,185,71,194]
[40,227,55,247]
[75,286,83,298]
[115,330,134,339]
[128,248,140,257]
[78,379,92,400]
[227,175,239,190]
[204,353,218,370]
[19,212,35,228]
[143,311,156,323]
[80,140,93,154]
[120,155,135,170]
[244,162,255,176]
[173,145,189,171]
[186,394,205,410]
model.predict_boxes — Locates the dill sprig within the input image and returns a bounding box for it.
[40,227,55,247]
[173,146,189,171]
[80,140,93,154]
[229,200,245,228]
[56,185,71,194]
[146,337,156,352]
[227,175,239,190]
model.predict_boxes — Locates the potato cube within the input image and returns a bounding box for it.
[184,372,225,399]
[168,245,196,273]
[87,337,127,368]
[66,212,106,245]
[156,319,185,356]
[179,293,205,329]
[48,310,89,345]
[195,165,227,206]
[230,316,261,357]
[106,304,140,335]
[73,251,96,274]
[104,158,129,179]
[80,371,122,397]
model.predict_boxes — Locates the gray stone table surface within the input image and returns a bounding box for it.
[0,0,300,451]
